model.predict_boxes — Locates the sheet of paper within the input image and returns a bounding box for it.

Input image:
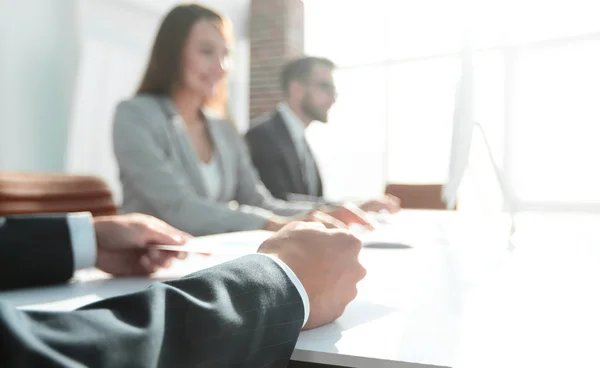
[151,227,414,254]
[150,230,272,255]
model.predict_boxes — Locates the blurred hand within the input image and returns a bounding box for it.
[93,213,192,276]
[359,195,401,213]
[301,210,346,229]
[263,211,346,232]
[258,222,367,330]
[322,204,377,230]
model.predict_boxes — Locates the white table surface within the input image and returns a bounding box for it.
[454,211,600,368]
[2,210,597,367]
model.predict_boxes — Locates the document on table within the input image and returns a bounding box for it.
[151,226,414,255]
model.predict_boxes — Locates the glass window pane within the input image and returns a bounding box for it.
[307,66,387,200]
[306,0,600,61]
[386,1,463,60]
[386,57,460,183]
[473,0,600,48]
[510,40,600,203]
[304,0,387,67]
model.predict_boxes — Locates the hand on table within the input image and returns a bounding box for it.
[322,204,377,230]
[263,211,346,232]
[93,214,192,276]
[258,222,367,330]
[301,210,347,229]
[359,194,401,213]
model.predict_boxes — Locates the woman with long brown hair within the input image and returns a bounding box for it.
[113,4,368,236]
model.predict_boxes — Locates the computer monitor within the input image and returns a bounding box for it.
[442,46,516,248]
[442,46,475,210]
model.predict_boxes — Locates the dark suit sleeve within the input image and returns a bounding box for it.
[246,130,291,201]
[0,214,74,291]
[0,254,305,368]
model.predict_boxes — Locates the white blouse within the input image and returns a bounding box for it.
[198,157,222,200]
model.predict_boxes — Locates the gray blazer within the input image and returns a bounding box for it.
[113,94,315,236]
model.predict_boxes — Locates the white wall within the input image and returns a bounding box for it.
[0,0,249,179]
[0,0,79,171]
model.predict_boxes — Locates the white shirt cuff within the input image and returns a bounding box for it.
[256,254,310,328]
[66,212,97,270]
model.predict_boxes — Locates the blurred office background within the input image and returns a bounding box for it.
[1,0,599,213]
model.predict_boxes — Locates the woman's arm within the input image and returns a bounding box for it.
[113,100,273,236]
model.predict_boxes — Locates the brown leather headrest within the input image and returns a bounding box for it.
[0,173,118,216]
[0,173,112,200]
[385,183,453,210]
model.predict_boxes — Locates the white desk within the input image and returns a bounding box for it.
[3,210,597,367]
[454,212,600,368]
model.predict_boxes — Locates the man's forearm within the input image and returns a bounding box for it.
[0,254,305,367]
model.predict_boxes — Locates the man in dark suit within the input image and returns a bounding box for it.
[0,212,365,367]
[246,57,401,214]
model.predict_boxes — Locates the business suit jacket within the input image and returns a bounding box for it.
[0,214,75,290]
[0,215,305,367]
[113,95,315,236]
[246,111,324,201]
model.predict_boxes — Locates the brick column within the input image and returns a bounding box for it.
[249,0,304,120]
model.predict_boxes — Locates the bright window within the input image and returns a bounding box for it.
[305,0,600,210]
